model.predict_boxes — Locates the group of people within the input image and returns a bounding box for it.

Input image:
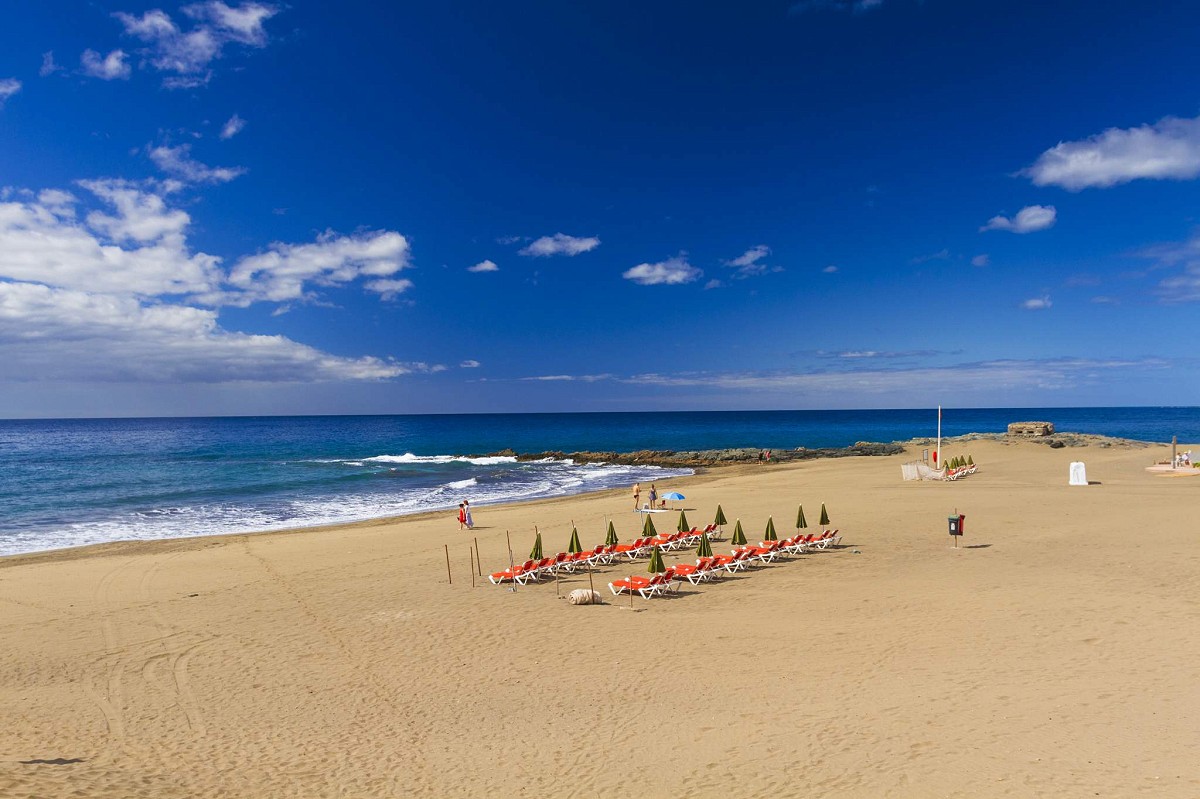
[456,500,474,530]
[632,482,665,510]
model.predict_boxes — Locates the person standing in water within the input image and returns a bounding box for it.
[633,483,641,509]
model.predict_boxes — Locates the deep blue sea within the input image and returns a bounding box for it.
[1,407,1196,557]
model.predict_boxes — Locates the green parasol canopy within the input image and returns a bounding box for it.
[819,503,830,527]
[529,531,543,560]
[731,519,747,546]
[677,510,690,532]
[696,531,713,558]
[646,545,665,573]
[796,504,808,530]
[604,520,618,546]
[763,516,777,541]
[714,504,728,527]
[567,526,582,554]
[642,513,658,538]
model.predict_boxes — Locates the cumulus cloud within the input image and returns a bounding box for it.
[0,282,405,383]
[981,205,1056,233]
[704,279,724,290]
[219,113,246,139]
[227,230,412,304]
[468,259,499,272]
[1021,295,1052,310]
[725,245,774,277]
[148,143,246,184]
[0,181,218,295]
[0,78,22,106]
[622,254,702,286]
[80,49,132,80]
[113,2,279,88]
[971,254,990,267]
[0,182,414,385]
[460,359,481,368]
[518,233,600,257]
[1022,115,1200,191]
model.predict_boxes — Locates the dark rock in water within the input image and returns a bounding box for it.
[508,441,906,468]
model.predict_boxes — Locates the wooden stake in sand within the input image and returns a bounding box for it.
[474,537,482,576]
[445,544,452,584]
[505,530,516,593]
[469,547,475,588]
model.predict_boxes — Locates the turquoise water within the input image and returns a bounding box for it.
[1,407,1196,556]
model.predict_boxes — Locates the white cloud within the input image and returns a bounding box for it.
[0,78,20,106]
[519,374,614,382]
[1023,115,1200,191]
[80,49,131,80]
[148,143,246,184]
[219,113,246,139]
[971,254,990,267]
[227,230,412,304]
[1021,295,1052,310]
[704,279,724,290]
[363,278,413,301]
[725,244,772,276]
[39,52,62,77]
[113,2,279,87]
[622,254,702,286]
[518,233,600,257]
[0,181,219,295]
[467,259,499,273]
[0,181,415,385]
[981,204,1056,233]
[0,282,405,383]
[459,359,481,368]
[822,265,839,273]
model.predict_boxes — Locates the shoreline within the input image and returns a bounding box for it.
[0,431,1169,565]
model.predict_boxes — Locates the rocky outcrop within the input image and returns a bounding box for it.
[494,442,906,468]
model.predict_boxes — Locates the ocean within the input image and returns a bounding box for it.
[1,407,1196,557]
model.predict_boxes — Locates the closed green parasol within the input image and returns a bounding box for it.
[696,531,713,558]
[642,513,658,538]
[529,530,543,560]
[567,526,582,554]
[647,545,665,573]
[677,510,690,533]
[604,520,618,546]
[714,504,728,528]
[731,518,747,546]
[763,516,777,541]
[819,503,830,527]
[796,504,808,530]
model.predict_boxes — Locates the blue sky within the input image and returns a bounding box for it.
[1,0,1198,417]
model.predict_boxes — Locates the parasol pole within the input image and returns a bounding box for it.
[931,400,940,470]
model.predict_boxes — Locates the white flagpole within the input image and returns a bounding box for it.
[936,405,942,470]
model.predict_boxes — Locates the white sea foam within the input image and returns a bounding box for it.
[446,478,477,489]
[363,453,519,466]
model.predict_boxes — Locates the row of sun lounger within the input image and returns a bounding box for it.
[487,525,719,585]
[607,529,842,597]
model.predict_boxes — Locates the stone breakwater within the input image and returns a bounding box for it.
[903,432,1155,450]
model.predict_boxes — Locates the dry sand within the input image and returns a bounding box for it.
[1,438,1199,798]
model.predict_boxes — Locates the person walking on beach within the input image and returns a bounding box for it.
[463,500,474,529]
[648,483,657,509]
[633,483,641,509]
[457,502,467,530]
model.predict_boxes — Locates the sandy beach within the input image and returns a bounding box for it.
[2,437,1199,798]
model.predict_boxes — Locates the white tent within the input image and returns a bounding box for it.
[1069,461,1088,486]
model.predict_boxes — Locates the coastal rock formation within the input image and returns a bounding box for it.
[1007,421,1055,436]
[498,442,906,468]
